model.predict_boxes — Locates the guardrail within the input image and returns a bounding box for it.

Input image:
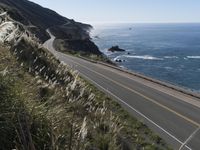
[79,56,200,100]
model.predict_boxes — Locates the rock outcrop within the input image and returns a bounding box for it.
[108,46,126,52]
[54,39,102,55]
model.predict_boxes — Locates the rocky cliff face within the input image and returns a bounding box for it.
[0,0,101,55]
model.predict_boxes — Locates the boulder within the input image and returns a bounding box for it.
[115,59,125,63]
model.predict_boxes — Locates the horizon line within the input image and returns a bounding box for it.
[88,21,200,25]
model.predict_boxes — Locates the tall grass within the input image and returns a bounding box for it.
[0,12,171,150]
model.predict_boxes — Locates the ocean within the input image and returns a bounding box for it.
[91,23,200,93]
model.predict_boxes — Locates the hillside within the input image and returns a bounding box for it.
[0,1,170,149]
[0,0,101,55]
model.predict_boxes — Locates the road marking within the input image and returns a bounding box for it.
[67,57,200,128]
[179,127,200,150]
[72,54,200,109]
[98,64,200,109]
[44,35,195,150]
[78,71,192,150]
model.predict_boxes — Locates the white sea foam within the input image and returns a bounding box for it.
[186,56,200,59]
[164,56,178,59]
[113,56,122,61]
[119,65,126,69]
[124,55,163,60]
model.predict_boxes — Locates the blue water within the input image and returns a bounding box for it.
[91,23,200,92]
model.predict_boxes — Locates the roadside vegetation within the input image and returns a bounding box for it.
[0,9,171,150]
[0,35,171,150]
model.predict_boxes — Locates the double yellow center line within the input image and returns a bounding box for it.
[66,55,200,128]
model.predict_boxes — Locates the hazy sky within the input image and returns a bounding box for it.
[30,0,200,24]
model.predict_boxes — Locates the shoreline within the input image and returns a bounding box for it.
[47,28,200,100]
[91,23,200,95]
[116,61,200,94]
[44,29,200,149]
[79,55,200,100]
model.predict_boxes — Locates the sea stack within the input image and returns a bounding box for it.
[108,45,125,52]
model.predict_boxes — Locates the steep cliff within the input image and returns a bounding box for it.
[0,0,101,55]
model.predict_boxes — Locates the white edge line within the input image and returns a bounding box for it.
[179,127,200,150]
[94,61,200,109]
[68,53,200,109]
[43,31,192,150]
[79,72,192,150]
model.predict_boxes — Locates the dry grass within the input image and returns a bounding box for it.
[0,14,171,149]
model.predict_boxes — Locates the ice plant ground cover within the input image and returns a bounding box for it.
[0,11,171,150]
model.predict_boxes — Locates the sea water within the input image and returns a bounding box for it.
[91,23,200,92]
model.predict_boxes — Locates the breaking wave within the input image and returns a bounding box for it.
[186,56,200,59]
[113,56,121,61]
[164,56,179,59]
[124,55,163,60]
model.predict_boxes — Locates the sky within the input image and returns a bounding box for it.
[30,0,200,24]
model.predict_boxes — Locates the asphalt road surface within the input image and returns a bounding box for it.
[44,30,200,150]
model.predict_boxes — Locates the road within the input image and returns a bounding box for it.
[44,30,200,150]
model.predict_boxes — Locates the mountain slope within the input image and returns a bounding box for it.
[0,0,101,55]
[0,0,68,28]
[0,1,170,149]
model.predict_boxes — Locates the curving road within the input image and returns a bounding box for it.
[44,30,200,150]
